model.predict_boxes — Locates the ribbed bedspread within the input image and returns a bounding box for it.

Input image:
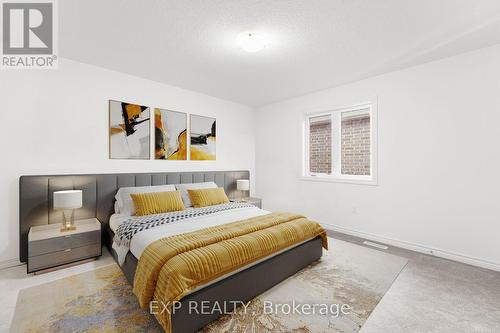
[132,212,328,332]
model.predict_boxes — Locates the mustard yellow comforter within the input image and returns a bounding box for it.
[132,212,328,332]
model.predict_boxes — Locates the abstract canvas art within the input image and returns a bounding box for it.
[190,114,216,160]
[154,108,187,160]
[109,100,150,159]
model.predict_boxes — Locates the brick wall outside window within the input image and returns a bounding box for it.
[341,115,370,175]
[309,120,332,174]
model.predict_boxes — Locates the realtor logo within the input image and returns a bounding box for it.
[1,0,57,68]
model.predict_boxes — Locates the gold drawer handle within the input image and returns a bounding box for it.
[64,249,72,252]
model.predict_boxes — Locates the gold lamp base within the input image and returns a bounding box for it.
[60,225,77,232]
[60,210,77,232]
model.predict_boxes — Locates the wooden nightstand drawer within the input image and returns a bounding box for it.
[29,230,100,256]
[28,243,101,272]
[27,218,102,273]
[250,199,262,209]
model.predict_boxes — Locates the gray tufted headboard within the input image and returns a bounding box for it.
[19,170,249,263]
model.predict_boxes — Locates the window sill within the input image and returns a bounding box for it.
[299,175,378,186]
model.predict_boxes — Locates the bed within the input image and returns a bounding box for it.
[19,171,326,333]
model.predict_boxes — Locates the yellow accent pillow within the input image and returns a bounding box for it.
[130,191,185,216]
[188,187,230,208]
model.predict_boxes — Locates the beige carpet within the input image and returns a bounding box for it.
[10,238,407,333]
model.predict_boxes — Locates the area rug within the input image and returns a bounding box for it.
[10,238,407,333]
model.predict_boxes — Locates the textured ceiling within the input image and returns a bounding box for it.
[60,0,500,106]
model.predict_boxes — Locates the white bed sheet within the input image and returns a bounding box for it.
[109,213,130,232]
[110,206,271,259]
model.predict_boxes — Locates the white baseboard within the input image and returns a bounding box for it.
[0,258,23,270]
[323,223,500,272]
[3,226,496,272]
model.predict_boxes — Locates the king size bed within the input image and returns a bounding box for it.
[19,171,327,332]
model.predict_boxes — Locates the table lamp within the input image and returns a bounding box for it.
[54,190,82,232]
[236,179,250,198]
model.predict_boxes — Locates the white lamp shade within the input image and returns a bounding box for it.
[53,190,83,210]
[237,179,250,191]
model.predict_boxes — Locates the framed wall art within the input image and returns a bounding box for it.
[154,108,187,160]
[190,114,216,160]
[109,100,150,159]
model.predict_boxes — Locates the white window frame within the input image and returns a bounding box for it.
[302,100,378,185]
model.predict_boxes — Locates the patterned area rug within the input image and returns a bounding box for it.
[10,238,407,333]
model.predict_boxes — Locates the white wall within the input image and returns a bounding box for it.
[0,59,255,265]
[256,45,500,270]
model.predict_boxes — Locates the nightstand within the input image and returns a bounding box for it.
[28,218,102,274]
[232,197,262,209]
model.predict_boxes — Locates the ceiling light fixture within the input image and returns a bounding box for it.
[237,31,269,53]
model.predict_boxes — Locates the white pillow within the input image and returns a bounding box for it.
[115,184,176,216]
[114,201,121,214]
[175,182,218,207]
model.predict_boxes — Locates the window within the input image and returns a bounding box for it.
[303,102,377,184]
[308,114,332,174]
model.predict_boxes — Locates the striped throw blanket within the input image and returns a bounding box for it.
[112,202,254,265]
[133,212,328,333]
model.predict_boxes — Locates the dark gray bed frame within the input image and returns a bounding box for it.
[19,171,323,332]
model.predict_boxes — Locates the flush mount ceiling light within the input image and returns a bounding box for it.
[237,31,269,53]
